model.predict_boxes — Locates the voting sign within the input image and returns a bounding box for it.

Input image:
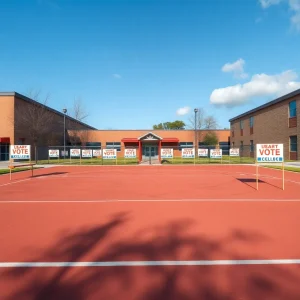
[210,149,222,158]
[182,148,195,158]
[161,148,173,158]
[82,149,92,158]
[70,149,81,157]
[230,148,240,157]
[93,149,101,157]
[10,145,31,159]
[49,149,59,158]
[198,149,208,157]
[103,149,117,159]
[124,149,136,158]
[256,144,283,162]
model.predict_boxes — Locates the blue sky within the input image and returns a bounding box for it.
[1,0,300,129]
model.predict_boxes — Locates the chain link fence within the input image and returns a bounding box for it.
[24,144,256,165]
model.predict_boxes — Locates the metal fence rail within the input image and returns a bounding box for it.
[23,144,257,165]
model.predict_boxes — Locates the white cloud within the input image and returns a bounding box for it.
[259,0,300,31]
[113,74,122,79]
[259,0,282,8]
[290,0,300,30]
[176,106,191,116]
[210,70,300,107]
[221,58,248,79]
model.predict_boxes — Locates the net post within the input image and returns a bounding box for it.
[256,161,259,190]
[282,161,285,191]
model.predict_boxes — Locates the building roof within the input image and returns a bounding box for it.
[0,91,97,130]
[229,88,300,122]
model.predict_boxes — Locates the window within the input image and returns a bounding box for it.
[86,142,101,147]
[0,143,10,161]
[106,142,121,151]
[240,141,244,151]
[290,136,297,152]
[179,142,193,150]
[289,101,297,118]
[249,116,254,128]
[240,120,244,129]
[250,140,254,152]
[219,141,229,155]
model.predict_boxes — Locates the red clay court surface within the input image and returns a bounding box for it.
[0,164,300,300]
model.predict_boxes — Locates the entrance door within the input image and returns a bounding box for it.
[142,145,158,162]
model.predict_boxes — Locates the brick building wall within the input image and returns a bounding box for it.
[230,92,300,160]
[0,92,96,160]
[67,129,230,158]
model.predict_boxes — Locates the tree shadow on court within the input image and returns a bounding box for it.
[2,215,300,300]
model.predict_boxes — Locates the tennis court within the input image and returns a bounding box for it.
[0,165,300,300]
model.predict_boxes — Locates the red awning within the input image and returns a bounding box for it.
[0,137,10,143]
[162,138,179,143]
[121,138,139,143]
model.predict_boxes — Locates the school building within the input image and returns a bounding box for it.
[229,88,300,160]
[0,91,230,163]
[67,129,231,163]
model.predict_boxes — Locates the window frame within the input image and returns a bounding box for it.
[179,142,193,151]
[250,140,254,152]
[240,120,244,129]
[249,116,254,128]
[290,136,297,152]
[106,142,121,152]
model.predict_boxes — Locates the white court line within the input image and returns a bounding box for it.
[0,178,32,187]
[1,259,300,268]
[1,198,300,203]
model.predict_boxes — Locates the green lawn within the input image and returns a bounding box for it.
[161,155,256,164]
[261,165,300,173]
[0,167,43,175]
[36,157,139,165]
[34,155,257,165]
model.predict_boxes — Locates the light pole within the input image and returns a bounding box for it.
[194,108,198,160]
[63,108,67,160]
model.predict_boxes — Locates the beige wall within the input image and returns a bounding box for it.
[0,95,15,144]
[230,94,300,160]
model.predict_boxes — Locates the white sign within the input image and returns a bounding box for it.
[10,145,31,159]
[93,149,102,157]
[161,148,173,158]
[124,148,136,158]
[198,149,208,157]
[182,148,195,158]
[210,149,222,158]
[82,149,92,158]
[103,149,117,159]
[49,149,59,158]
[230,148,240,157]
[256,144,283,162]
[70,149,81,157]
